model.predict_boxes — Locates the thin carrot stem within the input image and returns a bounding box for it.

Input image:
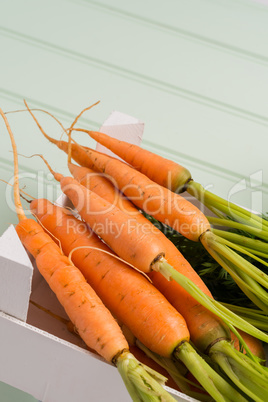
[155,259,268,344]
[187,181,268,231]
[136,341,211,400]
[220,303,268,331]
[209,340,268,402]
[211,227,268,256]
[173,342,236,402]
[207,216,268,242]
[22,153,63,182]
[212,234,268,278]
[202,240,268,312]
[29,300,70,325]
[116,351,175,402]
[229,244,268,259]
[69,101,100,131]
[212,231,268,266]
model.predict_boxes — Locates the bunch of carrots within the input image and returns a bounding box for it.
[1,100,268,402]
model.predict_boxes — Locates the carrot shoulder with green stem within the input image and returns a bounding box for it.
[80,129,268,234]
[0,108,182,402]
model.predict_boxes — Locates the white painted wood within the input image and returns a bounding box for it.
[97,110,144,158]
[0,225,33,321]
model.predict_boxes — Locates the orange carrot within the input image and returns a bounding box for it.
[26,104,209,242]
[69,146,210,242]
[0,107,182,402]
[68,162,140,217]
[63,136,268,315]
[33,153,266,353]
[78,129,268,236]
[67,161,266,367]
[31,199,189,358]
[31,198,247,402]
[76,129,191,192]
[67,161,228,352]
[0,109,127,363]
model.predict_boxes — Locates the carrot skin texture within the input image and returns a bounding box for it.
[85,130,191,192]
[68,162,140,217]
[59,175,166,272]
[70,162,261,359]
[43,135,210,241]
[51,138,98,170]
[69,147,210,242]
[31,199,190,358]
[16,218,128,363]
[69,163,211,295]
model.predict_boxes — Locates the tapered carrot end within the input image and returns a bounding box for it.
[0,107,26,221]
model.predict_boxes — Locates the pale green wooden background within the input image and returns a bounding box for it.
[0,0,268,400]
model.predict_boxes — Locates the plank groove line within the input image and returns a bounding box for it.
[68,0,268,66]
[1,27,268,127]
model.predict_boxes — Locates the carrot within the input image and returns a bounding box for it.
[67,163,141,220]
[77,130,192,192]
[68,141,268,310]
[67,162,226,348]
[27,104,268,244]
[0,108,182,402]
[35,150,268,343]
[67,158,268,395]
[65,137,268,313]
[31,198,249,402]
[81,129,268,237]
[65,124,268,398]
[71,130,268,257]
[31,201,190,358]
